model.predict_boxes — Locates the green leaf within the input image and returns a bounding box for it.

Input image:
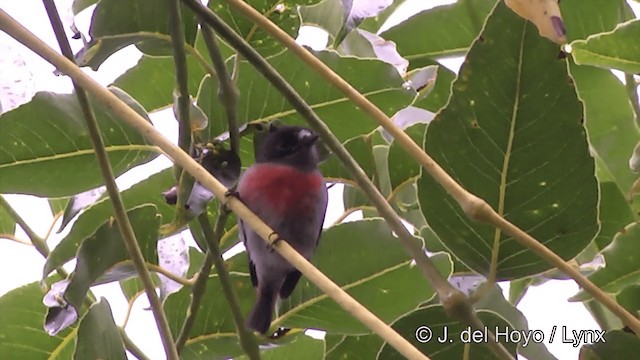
[74,299,126,360]
[112,55,206,112]
[387,123,426,190]
[72,0,99,15]
[380,0,497,64]
[560,0,629,42]
[324,334,383,360]
[201,50,414,142]
[418,2,599,279]
[0,90,157,197]
[594,182,635,250]
[44,169,174,278]
[299,0,348,44]
[82,0,198,68]
[276,219,452,333]
[378,305,518,359]
[0,278,75,359]
[63,205,160,311]
[475,285,557,360]
[237,333,324,360]
[0,204,15,235]
[572,221,640,301]
[579,330,640,359]
[570,20,640,73]
[412,62,456,112]
[359,0,410,33]
[211,0,321,57]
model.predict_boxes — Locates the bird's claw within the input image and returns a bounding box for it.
[267,231,281,253]
[222,189,240,212]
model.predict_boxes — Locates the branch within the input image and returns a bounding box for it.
[41,2,178,358]
[119,327,152,360]
[212,0,640,335]
[200,24,240,154]
[0,11,433,359]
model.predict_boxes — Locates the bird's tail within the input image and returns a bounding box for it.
[246,287,276,334]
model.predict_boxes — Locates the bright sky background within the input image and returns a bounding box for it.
[1,1,639,359]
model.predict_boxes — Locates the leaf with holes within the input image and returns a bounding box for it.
[0,89,157,197]
[418,2,598,279]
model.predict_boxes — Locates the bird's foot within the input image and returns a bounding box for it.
[267,231,282,253]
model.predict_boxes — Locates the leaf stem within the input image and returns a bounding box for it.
[41,2,178,358]
[119,327,152,360]
[211,0,640,336]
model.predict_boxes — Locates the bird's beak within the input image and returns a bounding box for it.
[298,131,319,148]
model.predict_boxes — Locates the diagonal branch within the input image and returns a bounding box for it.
[0,11,432,359]
[41,2,178,359]
[213,0,640,335]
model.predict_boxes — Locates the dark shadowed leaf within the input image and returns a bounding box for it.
[419,2,598,279]
[0,89,157,197]
[74,298,126,360]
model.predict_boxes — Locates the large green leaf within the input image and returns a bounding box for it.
[81,0,198,68]
[560,0,629,42]
[324,334,383,360]
[418,2,599,279]
[593,182,635,250]
[43,169,174,278]
[0,90,157,197]
[378,305,518,359]
[572,221,640,301]
[211,0,321,57]
[74,299,126,360]
[200,50,414,142]
[380,0,497,64]
[570,20,640,73]
[0,278,75,359]
[275,219,452,333]
[237,333,324,360]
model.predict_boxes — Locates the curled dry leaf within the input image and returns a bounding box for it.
[505,0,567,44]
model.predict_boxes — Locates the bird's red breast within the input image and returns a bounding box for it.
[238,163,324,216]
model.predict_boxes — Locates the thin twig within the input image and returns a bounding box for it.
[41,2,178,358]
[147,263,194,286]
[200,24,240,153]
[212,0,640,335]
[0,11,433,359]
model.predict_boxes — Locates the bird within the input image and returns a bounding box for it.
[236,124,328,334]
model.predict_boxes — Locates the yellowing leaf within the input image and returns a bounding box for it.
[505,0,567,44]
